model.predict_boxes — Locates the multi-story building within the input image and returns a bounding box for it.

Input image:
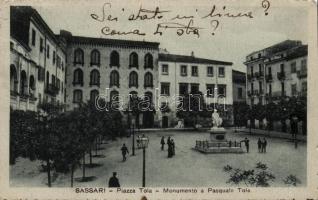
[59,31,159,128]
[10,6,66,111]
[10,6,237,128]
[158,53,233,127]
[232,70,246,104]
[244,40,307,106]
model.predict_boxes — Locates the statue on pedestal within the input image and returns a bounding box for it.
[212,109,223,128]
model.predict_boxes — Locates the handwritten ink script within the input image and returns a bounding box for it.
[90,0,271,38]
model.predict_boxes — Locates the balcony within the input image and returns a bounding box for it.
[247,74,255,81]
[297,70,307,79]
[265,74,273,82]
[45,84,59,96]
[255,71,264,79]
[277,72,286,81]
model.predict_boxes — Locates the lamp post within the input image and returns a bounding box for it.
[131,118,136,156]
[140,136,149,187]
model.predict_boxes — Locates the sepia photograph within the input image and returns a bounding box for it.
[1,0,318,199]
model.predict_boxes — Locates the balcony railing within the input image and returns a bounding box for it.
[45,84,59,96]
[297,70,307,79]
[277,72,286,80]
[255,71,264,79]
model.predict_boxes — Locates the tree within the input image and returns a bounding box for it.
[176,92,207,128]
[233,102,249,129]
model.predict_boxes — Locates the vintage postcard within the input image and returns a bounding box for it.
[0,0,317,199]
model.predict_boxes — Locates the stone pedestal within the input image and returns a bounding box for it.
[209,127,226,141]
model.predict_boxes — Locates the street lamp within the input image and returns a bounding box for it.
[140,136,149,187]
[131,118,136,156]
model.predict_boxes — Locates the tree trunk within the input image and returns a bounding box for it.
[47,158,51,187]
[82,153,86,180]
[71,163,74,187]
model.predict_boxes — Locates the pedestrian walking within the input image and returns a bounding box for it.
[121,143,129,161]
[167,136,171,147]
[160,136,165,150]
[171,139,175,156]
[242,137,249,153]
[262,138,267,153]
[257,138,262,153]
[108,172,120,187]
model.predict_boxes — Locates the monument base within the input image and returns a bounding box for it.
[209,127,226,141]
[194,127,244,154]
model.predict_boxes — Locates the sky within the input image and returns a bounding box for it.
[35,0,310,72]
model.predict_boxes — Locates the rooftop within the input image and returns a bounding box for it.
[61,33,160,49]
[158,53,232,66]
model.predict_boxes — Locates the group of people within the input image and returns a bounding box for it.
[160,136,175,158]
[257,138,267,153]
[241,137,268,153]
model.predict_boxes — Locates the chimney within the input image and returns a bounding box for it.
[191,51,195,57]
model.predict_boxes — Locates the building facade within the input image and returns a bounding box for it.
[232,70,246,104]
[244,40,307,106]
[10,6,66,111]
[158,53,233,127]
[60,31,159,128]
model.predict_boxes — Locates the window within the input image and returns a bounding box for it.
[251,66,254,75]
[110,70,120,87]
[238,87,243,99]
[90,90,99,102]
[301,59,307,71]
[51,75,56,86]
[207,66,213,77]
[144,72,153,88]
[129,71,138,88]
[47,45,50,58]
[20,70,27,95]
[46,71,50,88]
[144,53,153,69]
[290,62,296,73]
[268,66,272,75]
[206,84,215,97]
[280,63,285,72]
[179,83,188,95]
[90,69,100,86]
[162,64,168,75]
[110,90,119,103]
[29,76,36,92]
[73,69,84,86]
[74,48,84,65]
[110,51,119,67]
[40,38,43,52]
[73,90,83,103]
[191,66,198,76]
[281,82,285,96]
[258,53,261,58]
[91,49,100,65]
[53,51,56,65]
[129,52,138,68]
[218,84,226,96]
[191,84,199,94]
[259,81,263,93]
[37,66,45,81]
[10,65,18,92]
[269,84,272,95]
[291,84,297,96]
[31,29,36,46]
[218,67,225,77]
[56,56,61,68]
[251,82,254,92]
[56,78,60,90]
[161,83,170,96]
[181,65,187,76]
